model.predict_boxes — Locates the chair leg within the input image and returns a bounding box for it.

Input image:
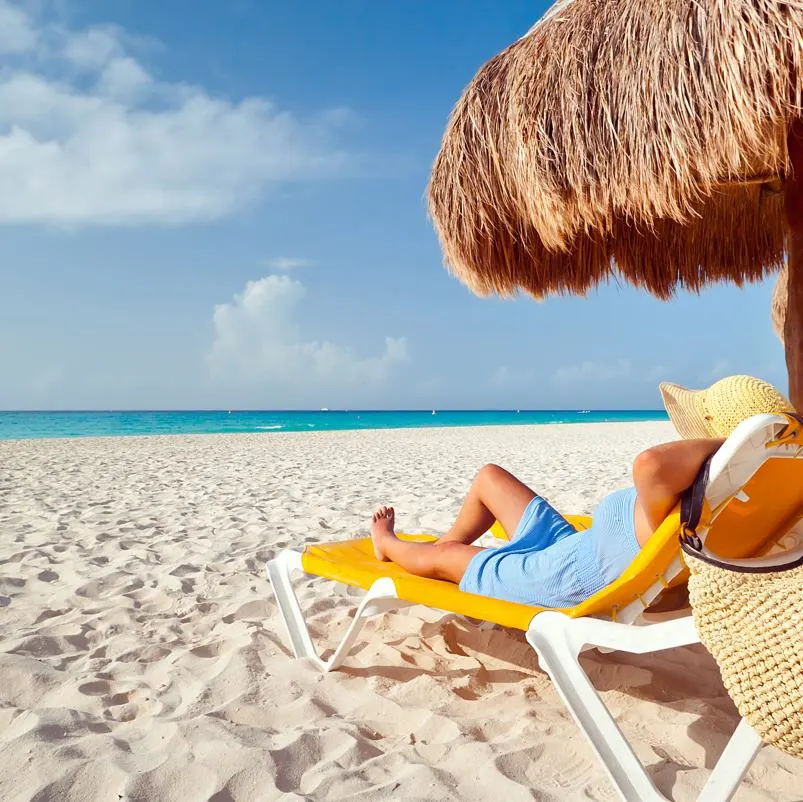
[526,611,760,802]
[527,611,675,801]
[266,550,411,672]
[697,719,763,802]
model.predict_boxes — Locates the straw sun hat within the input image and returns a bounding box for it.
[660,375,793,439]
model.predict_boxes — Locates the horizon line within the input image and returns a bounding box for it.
[0,408,668,414]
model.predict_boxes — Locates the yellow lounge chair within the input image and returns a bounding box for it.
[267,413,803,802]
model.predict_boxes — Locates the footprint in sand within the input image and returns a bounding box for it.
[189,641,222,658]
[78,680,113,697]
[104,699,139,722]
[170,564,199,578]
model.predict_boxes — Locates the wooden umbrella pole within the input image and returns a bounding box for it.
[785,120,803,411]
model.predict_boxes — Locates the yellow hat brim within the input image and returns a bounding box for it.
[659,382,713,439]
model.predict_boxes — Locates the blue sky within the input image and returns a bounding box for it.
[0,0,786,410]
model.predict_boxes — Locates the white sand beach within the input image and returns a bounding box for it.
[0,422,800,801]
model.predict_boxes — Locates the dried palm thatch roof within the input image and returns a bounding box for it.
[428,0,802,299]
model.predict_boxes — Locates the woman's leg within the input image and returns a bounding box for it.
[369,464,538,583]
[439,463,537,544]
[371,507,481,583]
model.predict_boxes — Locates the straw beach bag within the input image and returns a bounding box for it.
[679,445,803,758]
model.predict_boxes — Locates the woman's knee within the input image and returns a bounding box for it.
[432,540,476,581]
[434,539,466,555]
[475,463,507,488]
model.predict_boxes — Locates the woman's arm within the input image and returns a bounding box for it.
[632,438,725,531]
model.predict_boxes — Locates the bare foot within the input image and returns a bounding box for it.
[370,506,395,561]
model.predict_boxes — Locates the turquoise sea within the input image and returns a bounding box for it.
[0,410,667,441]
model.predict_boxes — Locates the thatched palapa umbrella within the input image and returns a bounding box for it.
[428,0,803,409]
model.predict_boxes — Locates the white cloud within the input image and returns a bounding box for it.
[98,56,153,101]
[208,275,408,403]
[62,26,122,68]
[0,2,348,226]
[0,1,37,53]
[551,359,632,388]
[262,256,313,271]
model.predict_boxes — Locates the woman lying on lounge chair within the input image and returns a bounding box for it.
[370,376,793,607]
